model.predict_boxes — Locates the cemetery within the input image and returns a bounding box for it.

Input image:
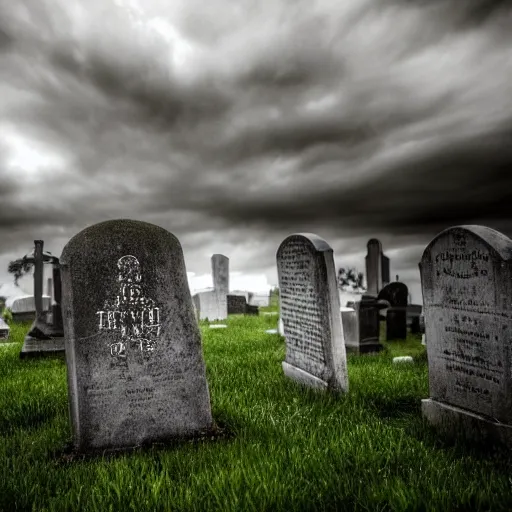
[0,221,512,511]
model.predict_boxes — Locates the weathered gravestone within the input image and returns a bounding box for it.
[60,219,213,452]
[211,254,229,296]
[193,290,227,321]
[365,239,390,296]
[340,307,358,350]
[276,233,348,391]
[420,225,512,448]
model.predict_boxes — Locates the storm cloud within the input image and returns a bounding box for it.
[1,0,511,301]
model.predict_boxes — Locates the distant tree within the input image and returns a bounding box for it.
[8,258,33,285]
[7,243,58,285]
[338,268,366,292]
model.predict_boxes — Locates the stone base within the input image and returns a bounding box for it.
[345,342,384,355]
[282,361,328,390]
[19,336,65,359]
[422,398,512,449]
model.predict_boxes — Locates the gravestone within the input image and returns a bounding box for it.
[246,303,259,316]
[248,292,271,307]
[193,290,227,321]
[349,298,388,354]
[340,307,358,350]
[227,294,258,315]
[377,282,409,307]
[227,294,246,315]
[407,304,423,334]
[211,254,229,296]
[276,233,348,391]
[0,317,9,340]
[386,307,407,340]
[420,225,512,448]
[60,219,213,452]
[230,290,250,301]
[365,239,390,296]
[378,282,409,341]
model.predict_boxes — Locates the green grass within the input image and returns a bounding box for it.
[0,312,511,511]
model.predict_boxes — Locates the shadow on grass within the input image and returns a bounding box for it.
[368,395,422,419]
[51,419,236,465]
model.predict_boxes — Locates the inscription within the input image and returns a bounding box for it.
[96,255,162,367]
[434,245,492,280]
[279,239,327,375]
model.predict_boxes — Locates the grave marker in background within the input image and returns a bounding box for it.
[61,219,213,452]
[365,239,390,296]
[420,225,512,448]
[193,254,229,321]
[0,317,9,340]
[211,254,229,296]
[20,241,65,358]
[277,233,348,391]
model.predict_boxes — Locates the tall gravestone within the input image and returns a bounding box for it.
[60,219,213,452]
[420,225,512,448]
[365,239,390,296]
[211,254,229,296]
[193,254,229,321]
[276,233,348,391]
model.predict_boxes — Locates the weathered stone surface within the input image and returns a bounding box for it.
[386,307,408,340]
[420,225,512,448]
[365,239,390,295]
[211,254,229,296]
[193,290,227,321]
[276,233,348,391]
[60,219,212,452]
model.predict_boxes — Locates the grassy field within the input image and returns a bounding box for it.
[1,309,511,511]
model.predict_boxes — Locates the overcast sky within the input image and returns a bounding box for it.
[1,0,511,303]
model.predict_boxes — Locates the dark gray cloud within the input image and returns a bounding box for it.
[0,0,511,301]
